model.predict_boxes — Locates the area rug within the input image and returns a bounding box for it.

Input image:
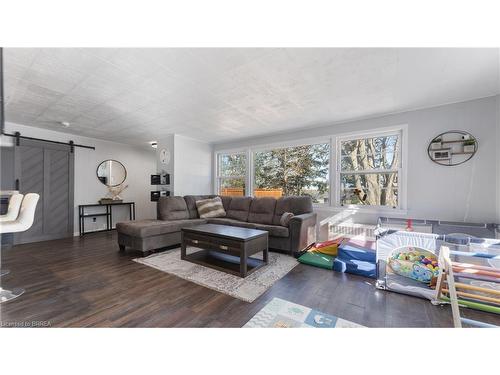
[243,297,365,328]
[133,248,298,303]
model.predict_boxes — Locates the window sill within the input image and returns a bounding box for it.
[313,204,408,217]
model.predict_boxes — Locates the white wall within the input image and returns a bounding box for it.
[155,134,212,197]
[1,122,157,234]
[214,96,500,228]
[156,134,175,195]
[497,95,500,223]
[173,135,213,196]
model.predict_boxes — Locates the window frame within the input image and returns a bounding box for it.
[333,126,407,212]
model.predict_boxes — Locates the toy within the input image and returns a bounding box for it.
[376,218,499,301]
[311,239,341,256]
[388,247,439,284]
[333,238,377,278]
[435,246,500,327]
[298,251,335,270]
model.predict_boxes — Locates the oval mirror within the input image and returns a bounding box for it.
[96,160,127,187]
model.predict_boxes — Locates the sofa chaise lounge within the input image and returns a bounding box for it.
[116,195,317,256]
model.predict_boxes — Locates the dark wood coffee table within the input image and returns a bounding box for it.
[181,224,268,278]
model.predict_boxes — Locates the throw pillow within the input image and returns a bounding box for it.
[196,197,226,219]
[280,212,294,227]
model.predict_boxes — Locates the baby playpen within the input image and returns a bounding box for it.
[376,218,500,315]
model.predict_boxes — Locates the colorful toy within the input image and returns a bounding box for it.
[310,239,341,256]
[436,246,500,327]
[388,247,439,283]
[377,218,500,305]
[333,238,377,278]
[298,251,335,270]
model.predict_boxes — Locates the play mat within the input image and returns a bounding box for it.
[243,297,364,328]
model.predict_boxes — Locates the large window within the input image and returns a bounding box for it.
[338,132,401,208]
[253,143,330,203]
[217,152,246,196]
[215,127,405,211]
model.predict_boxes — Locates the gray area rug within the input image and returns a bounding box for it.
[134,247,298,302]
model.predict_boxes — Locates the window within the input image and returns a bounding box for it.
[214,127,405,211]
[338,132,401,208]
[217,152,246,196]
[253,143,330,203]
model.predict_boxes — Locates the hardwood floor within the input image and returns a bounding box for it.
[1,232,499,328]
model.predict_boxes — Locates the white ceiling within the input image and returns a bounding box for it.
[3,48,499,145]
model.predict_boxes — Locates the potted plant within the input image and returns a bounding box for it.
[430,137,442,150]
[463,139,476,153]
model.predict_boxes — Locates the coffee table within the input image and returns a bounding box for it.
[181,224,268,278]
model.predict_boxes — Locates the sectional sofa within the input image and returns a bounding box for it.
[116,195,317,256]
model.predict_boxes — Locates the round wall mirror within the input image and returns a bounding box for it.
[96,160,127,187]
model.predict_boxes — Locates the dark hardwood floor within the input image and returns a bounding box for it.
[1,232,499,328]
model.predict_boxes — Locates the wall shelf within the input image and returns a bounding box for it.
[452,152,474,156]
[427,130,477,167]
[441,139,469,144]
[430,148,452,152]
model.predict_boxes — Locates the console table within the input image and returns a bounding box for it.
[78,202,135,236]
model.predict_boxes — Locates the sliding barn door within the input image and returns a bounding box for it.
[14,139,74,244]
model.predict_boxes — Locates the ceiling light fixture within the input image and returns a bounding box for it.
[60,121,70,128]
[149,141,158,149]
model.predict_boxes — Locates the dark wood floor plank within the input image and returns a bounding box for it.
[2,232,500,328]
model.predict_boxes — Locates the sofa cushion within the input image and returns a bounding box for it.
[116,219,207,237]
[196,197,226,218]
[247,197,277,225]
[253,223,289,238]
[219,195,232,212]
[184,195,215,219]
[157,196,190,221]
[280,212,294,227]
[226,196,252,222]
[273,196,313,225]
[206,217,257,229]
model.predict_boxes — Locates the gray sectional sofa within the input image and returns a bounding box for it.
[116,195,317,256]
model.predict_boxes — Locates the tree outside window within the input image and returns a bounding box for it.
[339,134,400,207]
[253,143,329,203]
[216,129,403,209]
[217,153,246,196]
